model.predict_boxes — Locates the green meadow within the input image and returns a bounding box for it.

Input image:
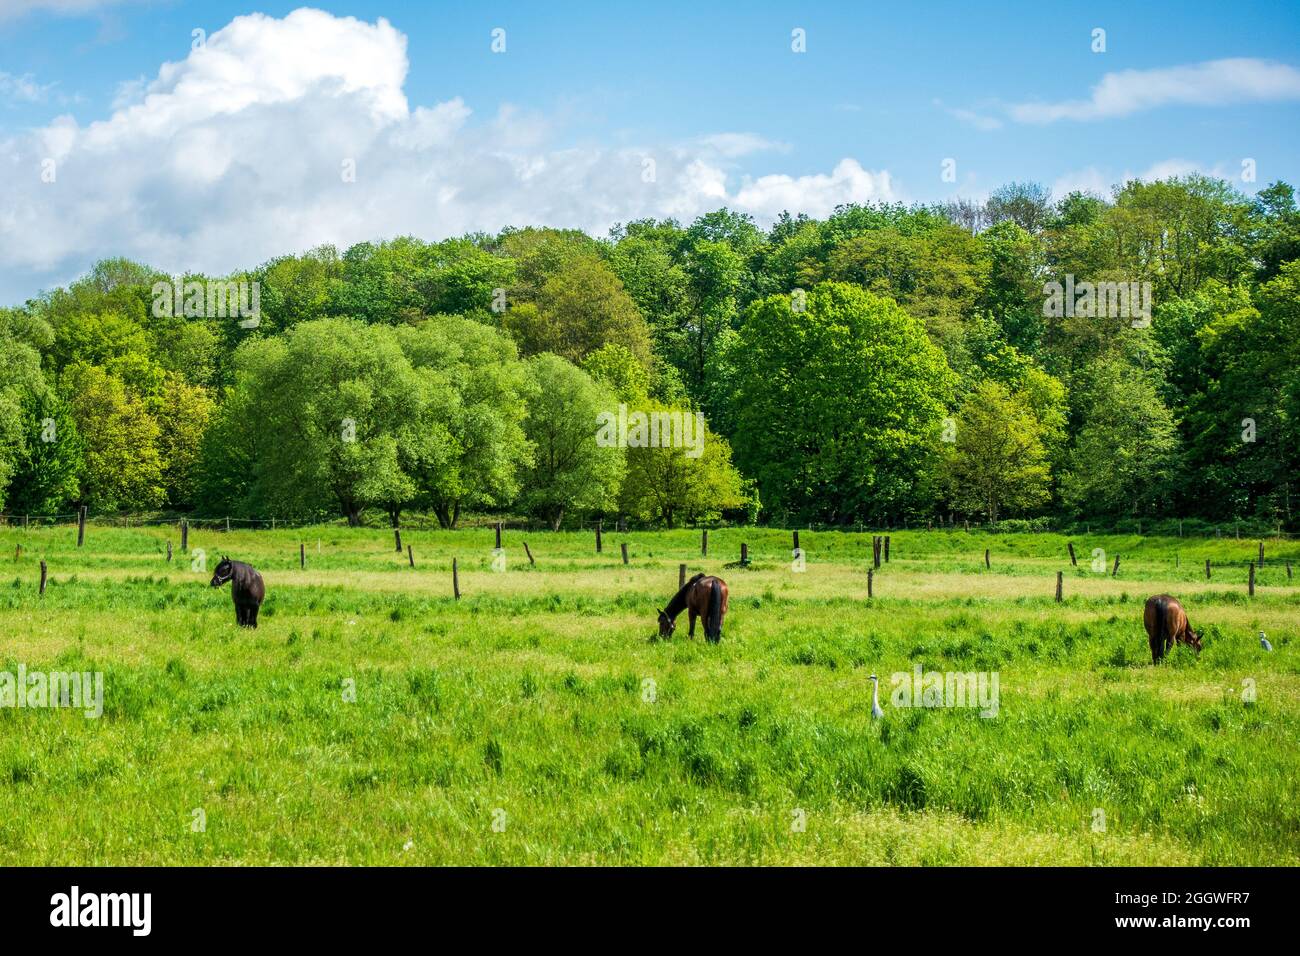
[1,523,1296,865]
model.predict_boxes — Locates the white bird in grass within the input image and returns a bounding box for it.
[869,674,885,719]
[1260,632,1273,652]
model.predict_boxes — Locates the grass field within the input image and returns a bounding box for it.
[1,522,1297,865]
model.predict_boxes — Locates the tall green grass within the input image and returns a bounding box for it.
[0,523,1296,864]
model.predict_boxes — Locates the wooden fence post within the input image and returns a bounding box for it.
[495,522,502,550]
[395,528,402,553]
[872,536,881,569]
[867,568,874,598]
[1248,562,1256,597]
[792,530,799,551]
[452,558,460,599]
[984,548,990,569]
[77,505,86,547]
[181,519,189,553]
[1055,571,1063,602]
[595,520,603,553]
[1205,559,1211,579]
[701,529,708,556]
[407,544,414,568]
[300,543,305,569]
[1111,555,1120,577]
[1258,541,1264,567]
[1068,542,1077,566]
[621,543,629,565]
[14,544,21,561]
[523,542,535,565]
[1286,561,1292,580]
[679,563,686,588]
[740,543,749,566]
[225,517,231,533]
[166,541,172,563]
[39,560,47,596]
[884,536,891,562]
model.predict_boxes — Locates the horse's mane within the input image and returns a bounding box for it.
[665,573,706,616]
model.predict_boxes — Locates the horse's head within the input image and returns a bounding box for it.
[210,556,233,588]
[657,609,675,638]
[1185,626,1203,654]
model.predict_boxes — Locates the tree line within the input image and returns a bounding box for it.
[1,175,1297,528]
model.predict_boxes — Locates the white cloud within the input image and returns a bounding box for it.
[0,8,895,302]
[731,159,894,219]
[694,132,788,158]
[1051,159,1234,198]
[1009,58,1300,123]
[0,71,52,103]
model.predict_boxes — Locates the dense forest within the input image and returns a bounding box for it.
[2,175,1298,529]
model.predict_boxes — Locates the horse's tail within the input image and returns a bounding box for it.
[706,579,723,641]
[1152,597,1168,659]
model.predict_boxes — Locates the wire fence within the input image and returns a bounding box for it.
[2,510,1297,539]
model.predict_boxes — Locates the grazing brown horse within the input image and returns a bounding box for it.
[210,556,265,628]
[1143,594,1202,664]
[658,573,729,642]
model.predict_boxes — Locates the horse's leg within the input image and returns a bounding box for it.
[250,604,259,629]
[688,609,697,638]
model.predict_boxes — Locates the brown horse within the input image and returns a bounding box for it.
[658,573,729,642]
[1143,594,1202,664]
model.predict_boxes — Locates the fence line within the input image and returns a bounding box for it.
[2,512,1297,539]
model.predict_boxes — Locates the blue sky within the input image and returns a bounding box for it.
[2,0,1299,304]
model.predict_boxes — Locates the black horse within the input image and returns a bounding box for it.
[210,556,265,628]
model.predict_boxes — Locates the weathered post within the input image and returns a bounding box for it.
[873,536,881,570]
[14,544,21,561]
[495,522,502,550]
[181,519,189,553]
[1259,541,1264,567]
[1055,571,1063,603]
[524,542,535,566]
[1112,555,1120,577]
[595,520,603,553]
[300,543,305,569]
[621,542,629,565]
[77,505,86,547]
[166,541,173,563]
[1248,562,1256,597]
[452,558,460,599]
[1205,559,1211,579]
[395,528,402,553]
[884,535,891,562]
[39,560,47,596]
[679,563,686,588]
[740,543,749,566]
[984,548,990,569]
[792,530,800,551]
[701,529,708,556]
[1068,542,1077,566]
[867,568,874,598]
[225,517,231,533]
[407,544,414,568]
